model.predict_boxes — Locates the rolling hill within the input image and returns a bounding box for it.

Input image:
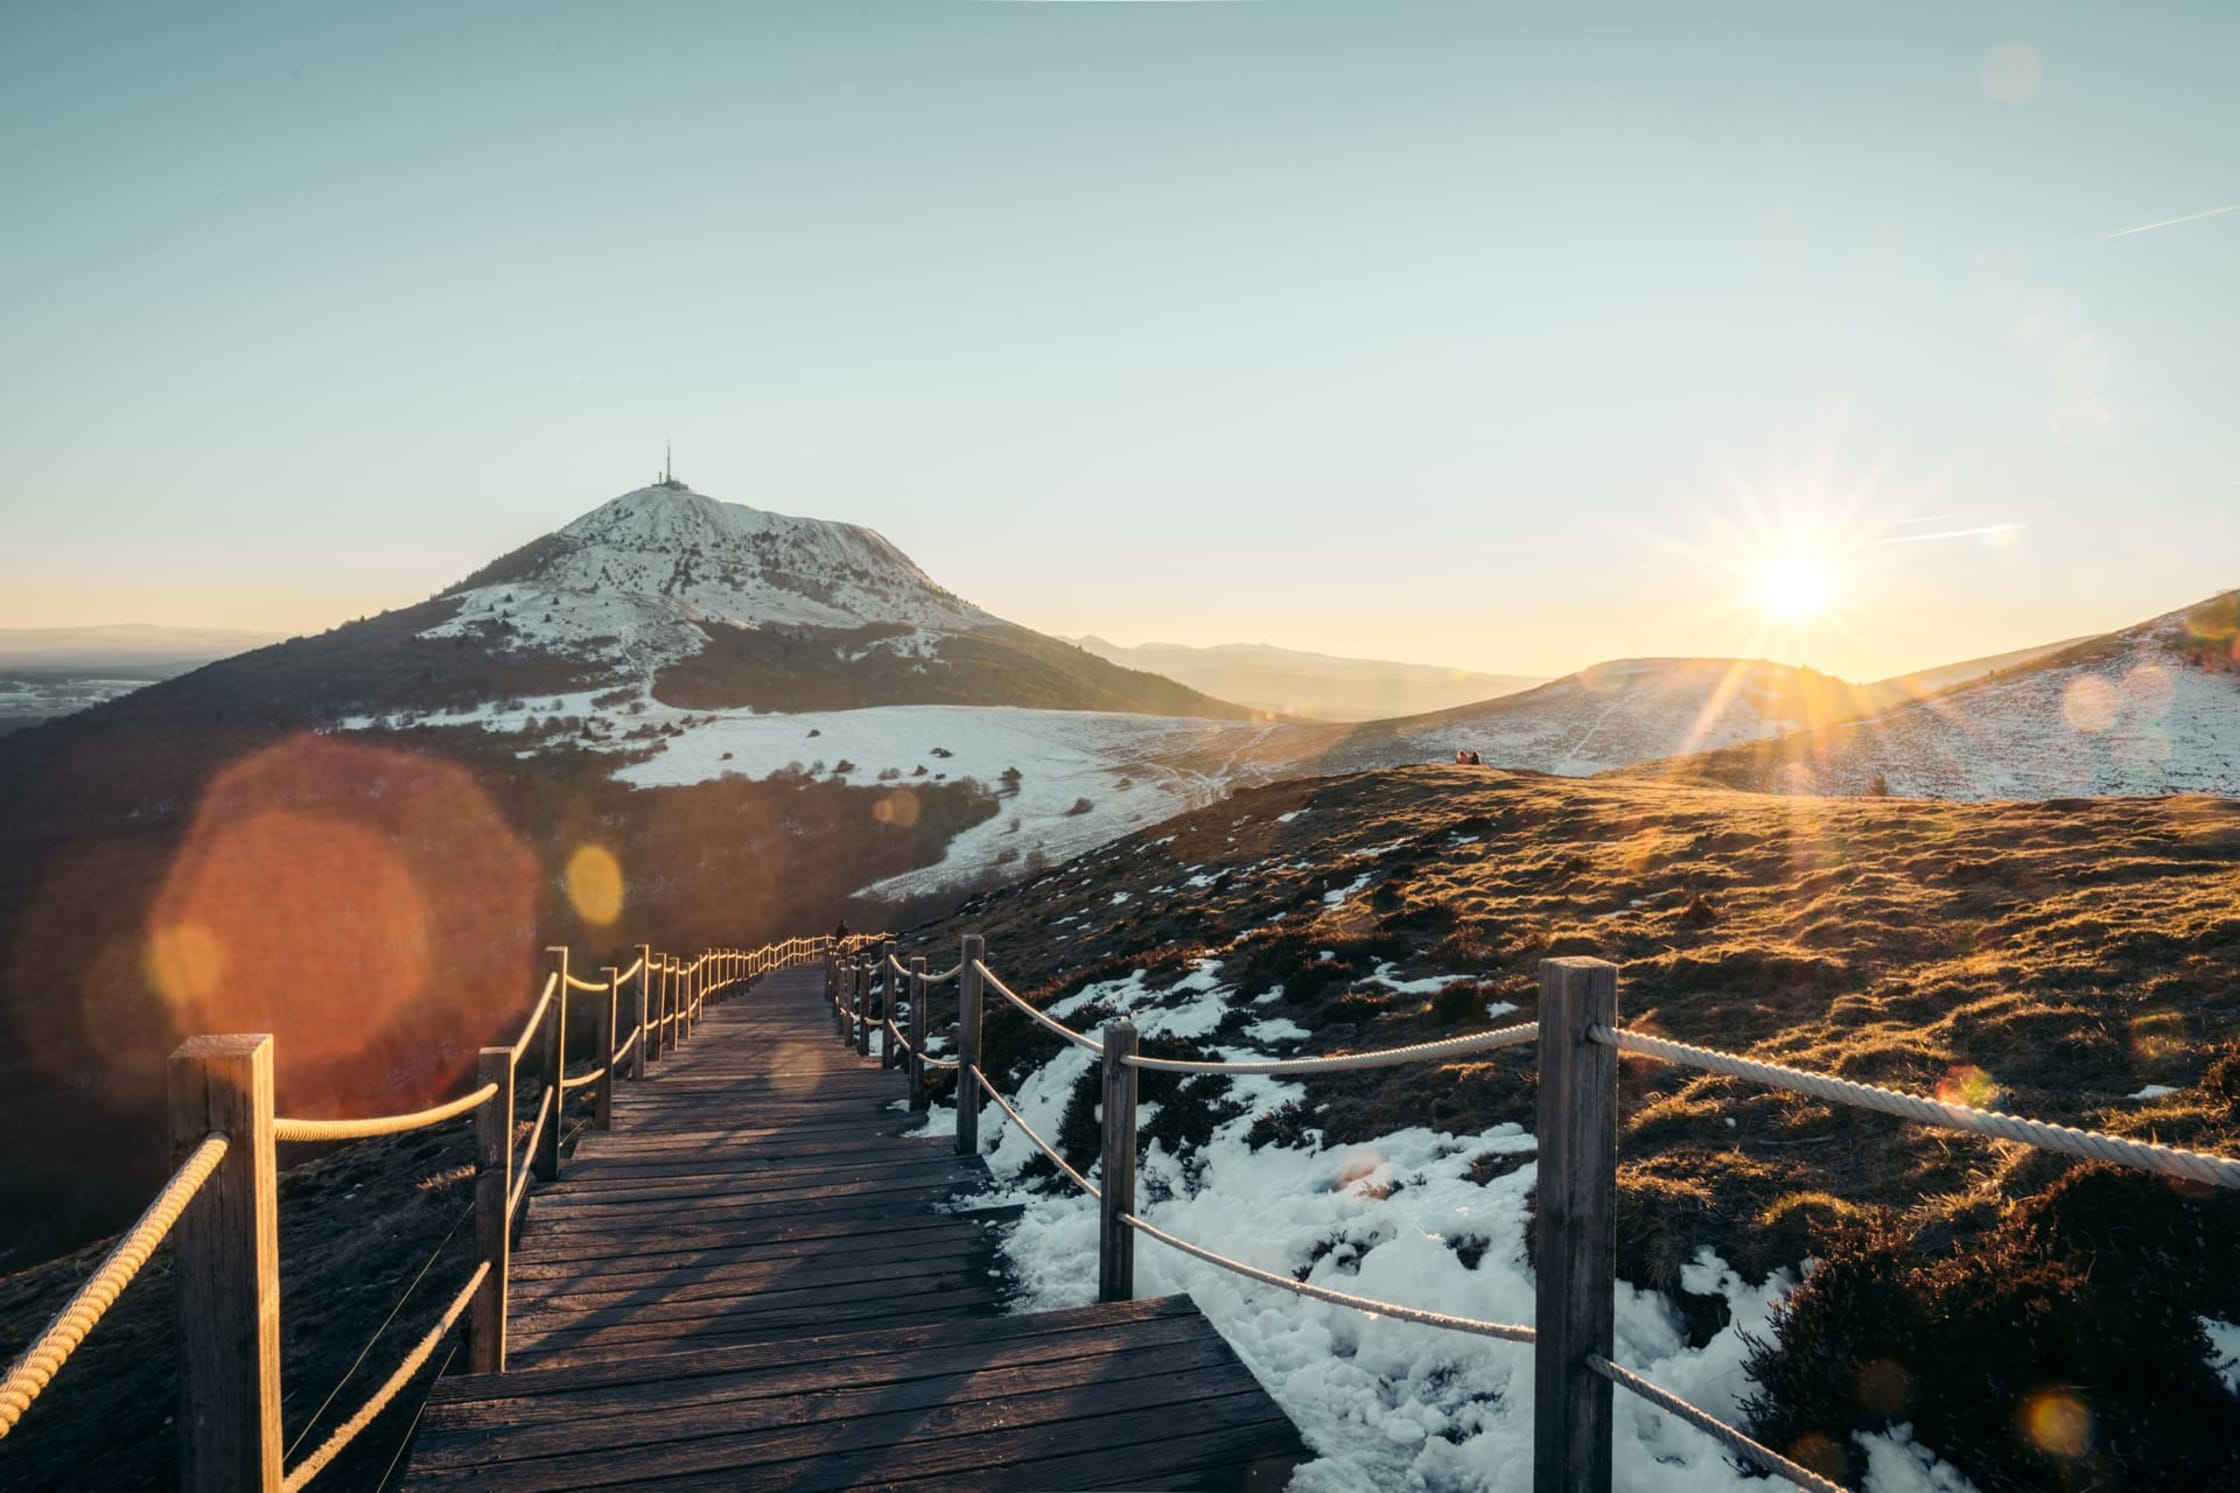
[1070,637,1543,721]
[1625,591,2240,799]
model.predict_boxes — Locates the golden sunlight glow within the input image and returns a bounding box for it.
[1756,551,1835,621]
[566,844,625,925]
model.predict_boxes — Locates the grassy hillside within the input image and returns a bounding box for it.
[654,620,1256,718]
[896,766,2240,1489]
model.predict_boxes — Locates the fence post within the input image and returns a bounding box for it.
[881,939,899,1069]
[827,949,841,1037]
[855,960,872,1057]
[1099,1019,1139,1302]
[1533,957,1620,1493]
[908,956,929,1110]
[537,948,568,1182]
[595,967,619,1131]
[632,946,651,1079]
[469,1045,512,1373]
[957,933,985,1156]
[650,957,667,1063]
[168,1034,282,1491]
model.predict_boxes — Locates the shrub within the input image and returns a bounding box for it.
[1065,798,1094,817]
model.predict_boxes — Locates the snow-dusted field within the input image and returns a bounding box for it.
[903,959,1986,1493]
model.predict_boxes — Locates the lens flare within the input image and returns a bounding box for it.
[2023,1389,2092,1457]
[1757,552,1835,621]
[1935,1065,2002,1110]
[566,844,625,925]
[873,789,921,829]
[146,735,536,1117]
[2061,676,2119,735]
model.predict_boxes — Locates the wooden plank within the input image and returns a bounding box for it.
[412,1327,1240,1468]
[406,1370,1274,1490]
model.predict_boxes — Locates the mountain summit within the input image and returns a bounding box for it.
[443,485,995,650]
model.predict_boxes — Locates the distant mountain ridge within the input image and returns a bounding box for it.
[1622,591,2240,799]
[1070,636,1542,722]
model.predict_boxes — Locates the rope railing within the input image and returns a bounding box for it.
[975,961,1105,1053]
[0,1132,229,1439]
[0,932,826,1474]
[272,1083,500,1144]
[1126,1021,1540,1076]
[280,1260,489,1492]
[1125,1211,1537,1345]
[971,1066,1100,1201]
[1589,1355,1843,1493]
[1599,1027,2240,1190]
[922,963,963,985]
[507,972,560,1063]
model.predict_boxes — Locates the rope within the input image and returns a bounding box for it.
[0,1133,228,1438]
[561,972,606,993]
[976,962,1105,1053]
[923,964,963,985]
[281,1260,488,1492]
[508,1159,532,1220]
[508,973,558,1062]
[273,1084,498,1143]
[559,1065,607,1094]
[1125,1212,1537,1345]
[921,1054,961,1071]
[1589,1355,1846,1492]
[372,1340,455,1493]
[972,1067,1101,1200]
[1128,1022,1540,1076]
[611,1027,642,1066]
[514,1087,553,1185]
[1600,1028,2240,1190]
[615,956,645,984]
[285,1213,465,1460]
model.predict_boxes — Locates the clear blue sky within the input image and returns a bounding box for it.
[3,1,2234,679]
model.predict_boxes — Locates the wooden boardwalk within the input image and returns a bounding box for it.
[402,965,1305,1491]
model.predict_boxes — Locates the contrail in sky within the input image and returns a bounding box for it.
[2106,202,2240,238]
[1872,524,2022,546]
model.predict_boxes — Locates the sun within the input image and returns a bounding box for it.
[1756,551,1835,621]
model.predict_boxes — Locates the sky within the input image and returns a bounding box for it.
[2,1,2236,682]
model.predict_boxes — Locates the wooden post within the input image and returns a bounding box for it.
[908,956,929,1110]
[469,1045,512,1373]
[537,947,568,1182]
[1099,1019,1139,1302]
[595,967,619,1131]
[855,959,871,1057]
[1533,957,1620,1493]
[956,933,985,1156]
[879,939,898,1069]
[168,1034,282,1491]
[632,945,651,1079]
[649,957,666,1063]
[828,950,842,1038]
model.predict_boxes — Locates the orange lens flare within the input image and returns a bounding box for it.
[2022,1389,2092,1458]
[146,735,536,1117]
[566,844,625,925]
[873,789,921,829]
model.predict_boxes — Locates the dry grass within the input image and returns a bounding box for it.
[905,765,2240,1487]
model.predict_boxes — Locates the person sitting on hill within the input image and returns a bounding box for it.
[1455,749,1469,764]
[1467,750,1483,766]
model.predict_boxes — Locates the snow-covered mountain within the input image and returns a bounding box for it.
[430,483,997,676]
[400,482,1242,719]
[1630,591,2240,798]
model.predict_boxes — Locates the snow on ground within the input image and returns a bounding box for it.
[909,960,1983,1492]
[338,691,1315,899]
[2207,1318,2240,1395]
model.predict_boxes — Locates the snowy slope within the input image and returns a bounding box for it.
[426,483,993,671]
[1638,593,2240,799]
[1319,658,1879,777]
